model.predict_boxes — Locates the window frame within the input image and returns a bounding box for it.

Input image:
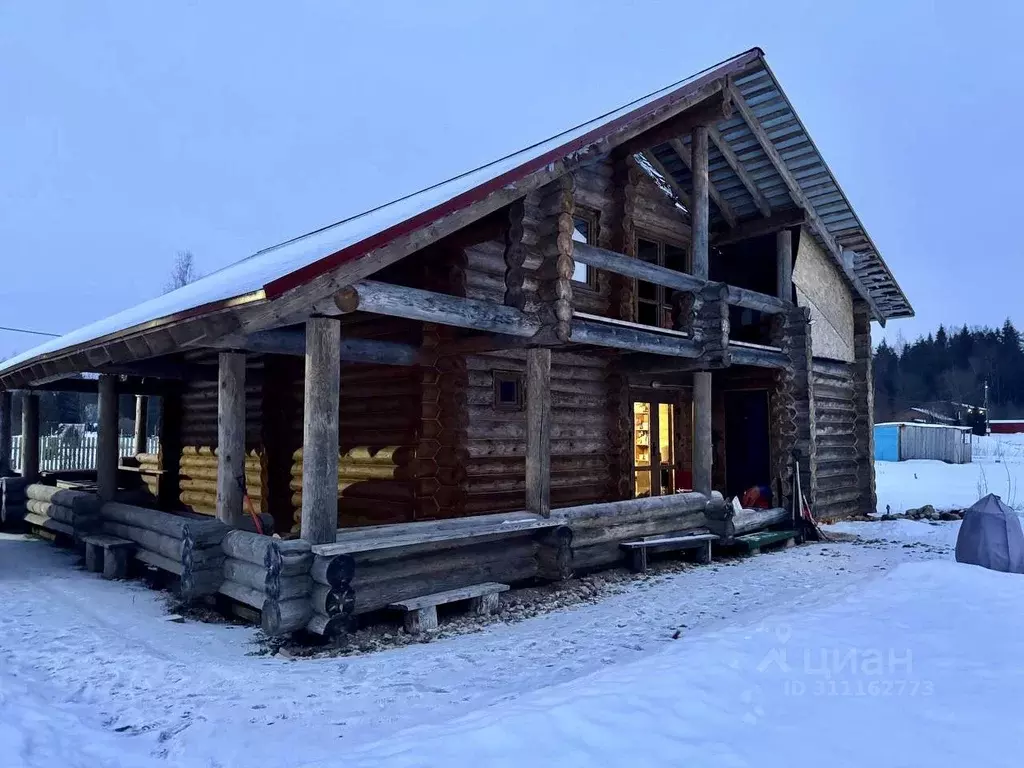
[493,370,525,411]
[571,208,600,290]
[634,231,689,329]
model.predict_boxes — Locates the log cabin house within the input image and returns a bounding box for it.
[0,48,913,635]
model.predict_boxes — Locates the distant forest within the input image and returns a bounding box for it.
[874,320,1024,421]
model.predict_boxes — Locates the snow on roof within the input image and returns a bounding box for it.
[0,50,757,377]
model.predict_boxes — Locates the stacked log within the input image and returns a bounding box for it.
[179,447,263,517]
[288,446,409,533]
[24,484,101,538]
[315,520,544,618]
[551,493,709,571]
[100,502,228,599]
[704,502,791,541]
[0,476,30,526]
[136,453,161,499]
[307,552,355,640]
[219,531,313,636]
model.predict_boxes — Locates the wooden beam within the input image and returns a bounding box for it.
[220,328,421,366]
[711,209,806,247]
[96,375,118,501]
[728,344,788,368]
[777,229,793,302]
[727,82,884,323]
[706,124,772,218]
[334,280,540,337]
[23,378,171,396]
[20,392,39,481]
[691,125,713,497]
[690,126,710,280]
[525,348,551,518]
[133,395,149,456]
[573,242,786,314]
[301,317,341,545]
[667,137,737,228]
[0,390,11,475]
[570,317,701,358]
[216,352,246,527]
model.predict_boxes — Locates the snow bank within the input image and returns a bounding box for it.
[339,560,1024,768]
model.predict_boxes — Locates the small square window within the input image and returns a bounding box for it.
[493,371,524,411]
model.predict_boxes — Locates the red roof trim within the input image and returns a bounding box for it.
[263,49,762,299]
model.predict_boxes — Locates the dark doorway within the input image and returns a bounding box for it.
[724,390,771,499]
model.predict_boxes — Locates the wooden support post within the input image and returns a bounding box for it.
[133,395,149,456]
[777,229,793,302]
[158,385,182,511]
[0,390,11,475]
[20,393,40,480]
[301,317,342,544]
[216,352,246,527]
[690,125,710,279]
[693,373,712,495]
[691,124,713,496]
[96,375,118,501]
[525,347,551,517]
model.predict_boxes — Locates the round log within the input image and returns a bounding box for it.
[218,579,267,611]
[180,567,224,599]
[305,612,351,640]
[310,554,355,588]
[103,521,184,562]
[102,502,227,543]
[262,597,312,636]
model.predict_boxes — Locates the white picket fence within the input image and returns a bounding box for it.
[10,434,160,473]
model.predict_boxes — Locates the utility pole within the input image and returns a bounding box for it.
[984,380,990,434]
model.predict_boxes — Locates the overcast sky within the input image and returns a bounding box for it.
[1,0,1020,359]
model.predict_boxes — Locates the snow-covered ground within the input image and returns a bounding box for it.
[875,432,1024,514]
[3,435,1024,767]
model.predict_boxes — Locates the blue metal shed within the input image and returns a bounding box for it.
[874,424,900,462]
[873,422,972,463]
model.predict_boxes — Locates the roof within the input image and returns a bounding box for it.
[0,47,912,382]
[875,422,971,431]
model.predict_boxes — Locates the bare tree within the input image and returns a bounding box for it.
[165,250,198,293]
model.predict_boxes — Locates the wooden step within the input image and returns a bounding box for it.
[734,529,800,555]
[389,582,510,634]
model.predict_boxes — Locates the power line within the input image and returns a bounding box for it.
[0,324,60,338]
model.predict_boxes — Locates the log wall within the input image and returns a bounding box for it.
[811,358,860,519]
[272,316,424,529]
[464,349,616,514]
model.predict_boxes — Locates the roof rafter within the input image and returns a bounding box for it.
[726,81,884,324]
[706,125,772,217]
[667,137,738,229]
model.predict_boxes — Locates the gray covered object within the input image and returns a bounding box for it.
[955,493,1024,574]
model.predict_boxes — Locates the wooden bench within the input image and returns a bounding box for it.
[620,532,718,573]
[734,529,800,555]
[81,534,136,580]
[389,582,510,634]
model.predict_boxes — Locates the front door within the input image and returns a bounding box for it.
[633,400,677,498]
[724,389,771,499]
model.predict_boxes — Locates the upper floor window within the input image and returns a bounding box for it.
[571,210,598,287]
[636,235,687,329]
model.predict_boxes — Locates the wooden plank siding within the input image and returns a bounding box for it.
[811,358,860,519]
